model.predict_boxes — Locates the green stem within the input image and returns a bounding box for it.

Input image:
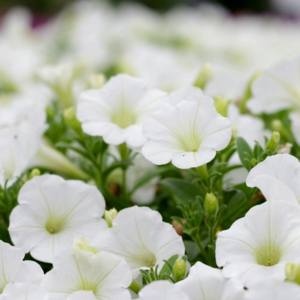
[208,226,215,267]
[192,232,209,263]
[129,280,141,294]
[196,164,209,182]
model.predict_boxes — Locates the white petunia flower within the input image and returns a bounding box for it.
[216,179,300,286]
[77,74,167,150]
[92,206,185,278]
[41,246,132,300]
[176,262,244,300]
[0,241,44,294]
[142,88,232,169]
[9,174,107,263]
[247,56,300,114]
[246,154,300,203]
[138,280,189,300]
[0,124,45,187]
[0,283,49,300]
[246,56,300,144]
[245,279,300,300]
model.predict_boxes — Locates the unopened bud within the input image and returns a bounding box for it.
[272,120,282,132]
[63,107,82,132]
[74,237,98,254]
[205,193,218,218]
[173,258,186,282]
[286,263,300,285]
[30,168,40,179]
[105,208,118,228]
[266,132,280,152]
[87,74,106,89]
[194,63,213,89]
[214,97,231,117]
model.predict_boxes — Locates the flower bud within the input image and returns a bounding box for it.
[205,193,218,218]
[87,74,106,89]
[63,107,82,132]
[272,119,282,132]
[265,131,280,152]
[74,237,98,254]
[105,208,118,228]
[286,263,300,285]
[173,258,186,282]
[214,97,231,117]
[194,63,213,89]
[30,168,41,180]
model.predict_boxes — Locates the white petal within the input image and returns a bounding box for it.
[9,174,107,263]
[216,201,300,286]
[1,283,49,300]
[92,206,185,274]
[138,281,189,300]
[177,262,244,300]
[246,154,300,201]
[42,248,132,300]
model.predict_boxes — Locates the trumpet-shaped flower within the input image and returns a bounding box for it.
[41,246,132,300]
[142,89,232,169]
[138,281,189,300]
[247,56,300,144]
[9,174,107,263]
[176,262,244,300]
[77,74,166,150]
[0,283,49,300]
[245,279,300,300]
[0,241,44,294]
[247,56,300,114]
[216,180,300,285]
[247,154,300,203]
[92,206,185,278]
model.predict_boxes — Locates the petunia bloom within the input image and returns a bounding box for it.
[138,280,189,300]
[0,283,49,300]
[92,206,185,278]
[41,245,132,300]
[77,74,166,150]
[9,174,107,263]
[142,88,232,169]
[0,241,44,294]
[177,261,244,300]
[247,154,300,203]
[216,178,300,286]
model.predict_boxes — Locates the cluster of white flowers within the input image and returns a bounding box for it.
[2,1,300,299]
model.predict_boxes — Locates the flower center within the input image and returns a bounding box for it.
[110,107,137,129]
[177,132,201,152]
[46,217,65,234]
[255,243,282,267]
[146,257,157,267]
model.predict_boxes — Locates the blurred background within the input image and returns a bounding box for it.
[0,0,291,14]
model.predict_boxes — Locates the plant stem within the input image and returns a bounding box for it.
[208,226,215,267]
[129,280,142,294]
[196,164,209,182]
[192,232,209,263]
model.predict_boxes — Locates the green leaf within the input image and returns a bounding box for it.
[102,160,133,182]
[236,137,253,171]
[230,182,254,201]
[129,166,175,196]
[160,178,204,204]
[159,254,179,277]
[55,142,90,160]
[184,241,200,261]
